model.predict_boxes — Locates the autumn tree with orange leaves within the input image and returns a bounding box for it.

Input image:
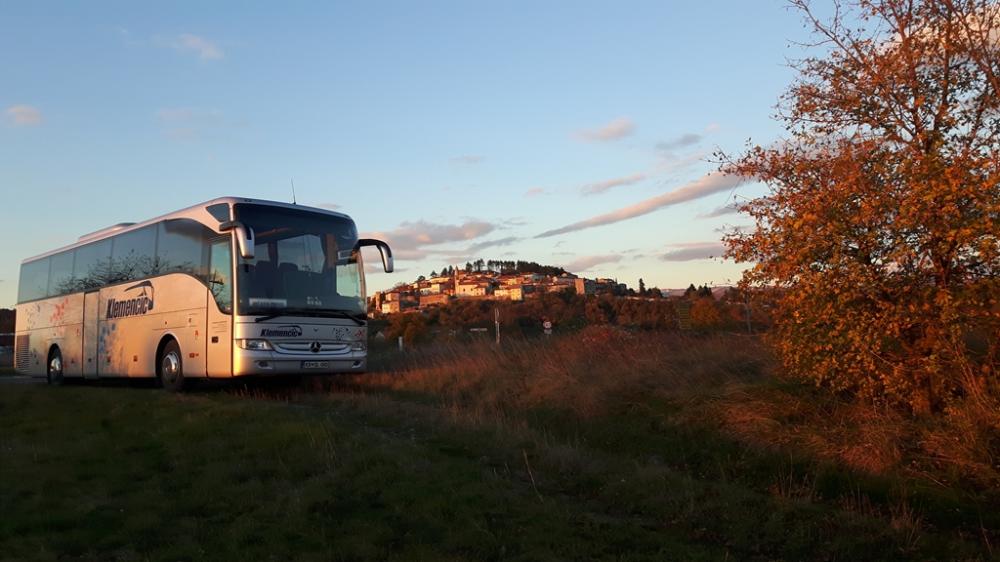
[724,0,999,413]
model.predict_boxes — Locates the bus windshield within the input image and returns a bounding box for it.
[233,204,365,317]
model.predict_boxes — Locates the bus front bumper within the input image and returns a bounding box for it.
[232,349,367,376]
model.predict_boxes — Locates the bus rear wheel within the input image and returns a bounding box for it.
[46,347,64,386]
[158,340,186,392]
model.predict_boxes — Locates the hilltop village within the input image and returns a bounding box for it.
[370,262,632,314]
[364,262,753,339]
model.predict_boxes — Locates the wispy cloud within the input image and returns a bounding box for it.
[156,107,234,140]
[698,204,740,219]
[536,172,743,238]
[5,105,43,126]
[576,117,635,142]
[656,133,702,151]
[451,155,484,165]
[653,128,713,178]
[464,236,521,253]
[165,33,224,60]
[524,187,549,198]
[364,262,407,275]
[580,173,646,196]
[713,224,752,234]
[363,219,497,260]
[316,203,341,210]
[660,242,727,261]
[563,254,623,272]
[654,131,708,177]
[158,108,202,121]
[653,151,708,175]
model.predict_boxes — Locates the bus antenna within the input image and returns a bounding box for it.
[290,178,297,204]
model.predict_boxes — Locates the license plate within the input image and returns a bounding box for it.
[301,361,330,369]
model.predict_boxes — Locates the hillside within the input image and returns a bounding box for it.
[370,258,724,316]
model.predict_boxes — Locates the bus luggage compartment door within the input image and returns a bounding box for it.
[82,291,100,378]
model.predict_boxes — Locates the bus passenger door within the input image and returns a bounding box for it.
[82,290,100,378]
[206,238,234,377]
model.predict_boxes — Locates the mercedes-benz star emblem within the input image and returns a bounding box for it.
[310,341,321,353]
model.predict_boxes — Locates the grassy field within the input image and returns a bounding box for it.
[1,329,997,561]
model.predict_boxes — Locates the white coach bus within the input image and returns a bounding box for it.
[13,197,393,391]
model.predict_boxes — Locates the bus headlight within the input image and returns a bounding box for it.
[351,341,366,352]
[236,339,273,351]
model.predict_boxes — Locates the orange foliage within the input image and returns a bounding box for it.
[691,297,724,330]
[723,0,1000,412]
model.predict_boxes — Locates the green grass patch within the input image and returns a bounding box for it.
[2,332,996,560]
[0,385,728,561]
[0,380,991,561]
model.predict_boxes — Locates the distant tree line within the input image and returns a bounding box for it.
[377,290,770,345]
[0,308,13,333]
[429,259,567,278]
[0,309,14,350]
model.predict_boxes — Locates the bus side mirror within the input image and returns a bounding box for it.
[356,239,393,273]
[220,221,255,260]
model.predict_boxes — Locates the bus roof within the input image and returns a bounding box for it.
[20,196,353,264]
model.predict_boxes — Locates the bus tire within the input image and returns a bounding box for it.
[158,339,186,392]
[46,347,64,386]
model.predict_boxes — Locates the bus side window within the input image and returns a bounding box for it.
[47,251,75,297]
[209,239,233,314]
[158,219,209,279]
[110,225,157,283]
[17,257,50,303]
[73,239,111,291]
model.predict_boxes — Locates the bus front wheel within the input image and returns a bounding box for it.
[46,347,64,386]
[158,340,186,392]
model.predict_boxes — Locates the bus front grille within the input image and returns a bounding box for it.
[273,341,351,355]
[14,335,30,371]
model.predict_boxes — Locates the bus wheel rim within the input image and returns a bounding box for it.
[162,351,181,383]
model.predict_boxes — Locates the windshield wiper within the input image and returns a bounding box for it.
[253,307,366,326]
[316,309,367,326]
[253,311,290,323]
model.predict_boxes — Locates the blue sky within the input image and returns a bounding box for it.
[0,1,821,307]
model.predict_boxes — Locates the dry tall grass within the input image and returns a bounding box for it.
[291,326,1000,554]
[918,373,1000,488]
[702,371,1000,490]
[340,326,1000,493]
[350,327,769,419]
